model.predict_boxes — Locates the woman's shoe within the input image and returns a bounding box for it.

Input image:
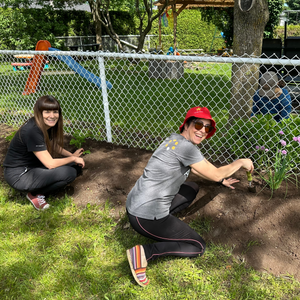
[26,193,50,210]
[126,245,149,287]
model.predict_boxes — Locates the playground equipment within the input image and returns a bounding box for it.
[12,54,49,71]
[22,40,112,95]
[23,40,50,95]
[166,47,180,56]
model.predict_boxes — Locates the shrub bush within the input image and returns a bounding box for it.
[275,25,300,40]
[149,9,225,52]
[0,7,225,52]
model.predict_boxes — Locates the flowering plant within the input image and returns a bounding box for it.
[255,130,299,192]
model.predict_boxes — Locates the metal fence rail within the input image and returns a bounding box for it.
[1,50,300,174]
[56,35,158,52]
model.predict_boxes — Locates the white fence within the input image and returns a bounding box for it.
[1,50,300,175]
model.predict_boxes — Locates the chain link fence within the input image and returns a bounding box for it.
[56,35,157,52]
[1,49,300,175]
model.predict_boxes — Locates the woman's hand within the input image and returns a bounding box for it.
[74,157,85,168]
[239,158,254,173]
[73,148,84,157]
[222,178,240,189]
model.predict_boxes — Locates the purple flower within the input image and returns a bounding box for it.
[280,140,286,146]
[261,146,265,150]
[279,131,284,135]
[293,137,298,142]
[265,149,269,152]
[282,150,287,155]
[255,146,260,150]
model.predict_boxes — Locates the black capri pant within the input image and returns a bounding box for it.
[127,181,206,262]
[4,163,81,196]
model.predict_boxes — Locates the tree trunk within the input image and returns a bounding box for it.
[229,0,269,122]
[94,16,103,50]
[172,5,177,51]
[136,0,169,53]
[88,0,123,52]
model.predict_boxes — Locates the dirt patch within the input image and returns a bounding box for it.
[1,124,300,280]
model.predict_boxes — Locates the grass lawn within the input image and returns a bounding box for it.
[0,182,299,300]
[0,59,232,148]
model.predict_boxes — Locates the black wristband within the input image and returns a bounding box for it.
[218,178,225,185]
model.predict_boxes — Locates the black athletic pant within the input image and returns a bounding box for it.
[4,163,81,196]
[127,181,206,262]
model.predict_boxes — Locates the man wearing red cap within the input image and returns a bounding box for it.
[126,106,254,287]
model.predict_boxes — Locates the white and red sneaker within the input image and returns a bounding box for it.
[26,193,50,211]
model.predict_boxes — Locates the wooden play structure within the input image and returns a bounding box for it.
[154,0,234,51]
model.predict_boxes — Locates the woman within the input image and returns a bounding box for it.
[251,71,292,122]
[126,106,254,287]
[3,95,85,210]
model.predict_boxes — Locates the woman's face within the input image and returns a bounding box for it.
[182,118,212,145]
[42,110,59,129]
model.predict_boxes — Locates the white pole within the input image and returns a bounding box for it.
[98,57,112,143]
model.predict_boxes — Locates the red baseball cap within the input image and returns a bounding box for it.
[179,106,217,139]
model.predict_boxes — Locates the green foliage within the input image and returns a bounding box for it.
[0,7,94,50]
[255,131,299,192]
[209,114,300,171]
[104,11,137,36]
[264,0,284,38]
[285,0,300,24]
[275,24,300,40]
[4,130,16,142]
[70,130,91,154]
[0,6,137,50]
[149,9,225,52]
[199,0,284,47]
[286,0,300,9]
[200,7,234,48]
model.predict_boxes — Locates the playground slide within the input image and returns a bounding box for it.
[23,40,51,95]
[49,47,113,90]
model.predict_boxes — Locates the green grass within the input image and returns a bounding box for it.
[0,59,233,149]
[0,182,299,300]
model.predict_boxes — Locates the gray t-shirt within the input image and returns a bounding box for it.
[126,133,204,220]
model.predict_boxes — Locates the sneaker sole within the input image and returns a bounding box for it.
[126,249,149,287]
[26,194,50,211]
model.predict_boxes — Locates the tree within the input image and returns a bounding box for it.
[200,7,234,48]
[202,1,283,121]
[229,0,269,121]
[86,0,134,51]
[264,0,284,38]
[86,0,169,52]
[0,4,94,49]
[201,0,283,48]
[135,0,169,52]
[285,0,300,24]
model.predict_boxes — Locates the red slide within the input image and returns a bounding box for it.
[23,40,51,95]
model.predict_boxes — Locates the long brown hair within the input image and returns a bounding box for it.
[33,95,64,156]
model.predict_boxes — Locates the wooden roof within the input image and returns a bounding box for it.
[154,0,234,8]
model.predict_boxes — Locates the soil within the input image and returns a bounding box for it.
[0,124,300,281]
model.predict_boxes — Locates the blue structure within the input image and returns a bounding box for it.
[49,47,112,90]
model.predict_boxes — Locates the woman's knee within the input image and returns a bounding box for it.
[57,166,77,183]
[184,181,199,194]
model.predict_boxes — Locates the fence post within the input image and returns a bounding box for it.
[98,56,112,143]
